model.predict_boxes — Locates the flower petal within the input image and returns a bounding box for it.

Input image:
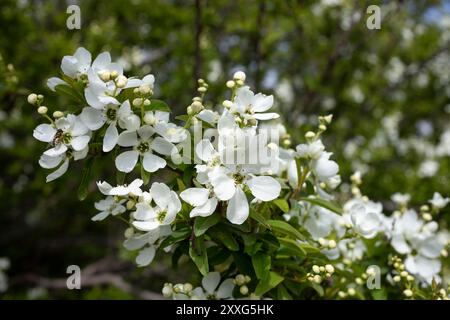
[103,123,119,152]
[151,137,176,156]
[117,130,138,147]
[136,246,156,267]
[80,107,105,131]
[115,150,139,173]
[216,278,235,299]
[180,188,210,207]
[33,124,56,142]
[196,139,216,162]
[202,272,220,295]
[190,197,218,218]
[246,176,281,201]
[71,135,90,151]
[252,93,273,112]
[46,158,69,182]
[226,186,249,225]
[142,153,166,173]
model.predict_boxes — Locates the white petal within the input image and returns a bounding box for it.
[252,93,273,112]
[92,52,111,70]
[39,154,64,169]
[133,220,160,231]
[142,153,166,173]
[151,137,176,156]
[190,198,218,218]
[70,116,89,136]
[71,135,90,151]
[253,112,280,120]
[391,235,411,254]
[46,159,69,182]
[226,186,249,225]
[246,176,281,201]
[80,107,105,131]
[47,77,67,91]
[121,114,141,131]
[117,130,138,147]
[84,87,104,109]
[216,278,235,299]
[150,182,171,209]
[61,56,78,77]
[103,123,118,152]
[134,203,156,220]
[123,233,150,251]
[115,150,139,173]
[73,47,91,71]
[180,188,210,207]
[136,246,156,267]
[196,139,216,162]
[138,125,155,140]
[202,272,220,295]
[97,181,113,195]
[44,144,68,156]
[33,124,56,142]
[210,173,236,201]
[91,211,109,221]
[314,157,339,180]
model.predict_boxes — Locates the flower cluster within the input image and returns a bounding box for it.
[30,48,449,300]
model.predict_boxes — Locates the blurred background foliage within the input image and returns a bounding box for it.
[0,0,448,299]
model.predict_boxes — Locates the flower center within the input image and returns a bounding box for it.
[106,107,117,121]
[62,132,72,144]
[137,141,150,154]
[157,209,167,223]
[233,172,245,185]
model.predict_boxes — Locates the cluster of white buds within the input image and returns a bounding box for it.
[317,114,333,132]
[307,264,335,284]
[162,282,194,298]
[187,97,204,116]
[420,205,433,222]
[233,274,251,296]
[318,237,337,249]
[390,256,414,283]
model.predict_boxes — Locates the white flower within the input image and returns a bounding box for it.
[180,187,218,218]
[80,100,141,152]
[144,111,169,126]
[92,196,126,221]
[345,198,384,239]
[391,193,411,205]
[97,179,144,197]
[115,125,176,173]
[229,86,278,122]
[312,152,339,182]
[123,226,172,267]
[296,140,325,159]
[390,210,446,282]
[132,182,182,231]
[154,122,188,144]
[196,272,235,300]
[33,114,91,157]
[61,47,92,79]
[38,146,88,182]
[429,192,449,209]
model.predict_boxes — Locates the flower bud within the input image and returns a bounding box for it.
[313,275,322,284]
[139,84,151,95]
[184,283,193,292]
[235,274,246,286]
[191,101,203,113]
[98,70,111,82]
[133,98,143,106]
[393,275,401,282]
[162,284,173,298]
[325,264,335,274]
[124,227,134,238]
[305,131,316,139]
[143,99,151,106]
[312,265,320,274]
[27,93,38,105]
[319,124,327,131]
[347,288,356,296]
[222,100,233,109]
[37,106,48,114]
[240,285,249,295]
[110,70,119,80]
[403,289,413,297]
[115,75,128,88]
[233,71,246,82]
[328,240,337,249]
[226,80,235,89]
[53,111,64,118]
[126,200,135,210]
[244,275,251,283]
[187,106,194,115]
[197,86,207,93]
[144,113,156,125]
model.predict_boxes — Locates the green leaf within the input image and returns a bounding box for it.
[175,115,190,122]
[54,84,85,104]
[276,284,293,300]
[210,227,239,251]
[273,199,289,213]
[267,220,305,241]
[189,236,209,276]
[77,157,94,201]
[193,213,221,237]
[116,171,126,185]
[299,196,343,215]
[252,253,271,280]
[176,178,186,191]
[309,282,324,297]
[255,271,284,296]
[278,238,307,257]
[160,226,191,248]
[145,99,171,112]
[249,208,271,229]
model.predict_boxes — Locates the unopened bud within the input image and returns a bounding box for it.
[115,75,128,88]
[53,111,64,118]
[233,71,246,82]
[133,98,143,106]
[98,70,111,82]
[27,93,38,105]
[226,80,235,88]
[240,285,249,295]
[110,70,119,79]
[37,106,48,114]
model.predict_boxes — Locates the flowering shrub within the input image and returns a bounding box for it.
[30,48,449,300]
